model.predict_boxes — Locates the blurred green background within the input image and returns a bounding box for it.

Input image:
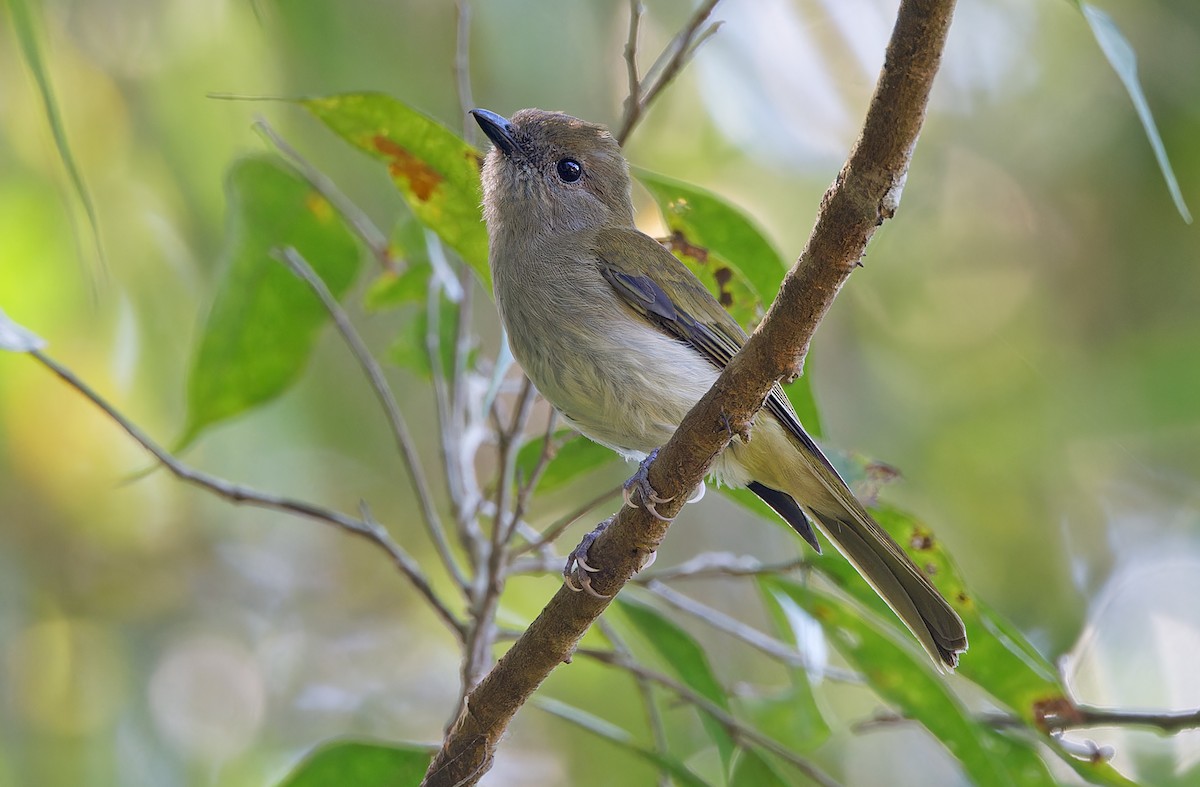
[1,0,1198,785]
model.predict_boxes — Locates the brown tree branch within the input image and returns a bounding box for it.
[25,347,465,640]
[422,1,958,783]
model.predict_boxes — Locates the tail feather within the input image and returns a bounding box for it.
[748,482,821,553]
[811,508,967,669]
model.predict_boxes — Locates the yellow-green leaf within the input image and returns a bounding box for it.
[301,93,491,287]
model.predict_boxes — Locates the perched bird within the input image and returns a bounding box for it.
[472,107,967,668]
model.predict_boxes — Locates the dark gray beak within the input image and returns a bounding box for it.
[471,108,519,156]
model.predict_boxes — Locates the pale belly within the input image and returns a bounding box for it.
[495,259,780,491]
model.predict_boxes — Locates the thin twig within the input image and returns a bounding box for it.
[615,0,722,145]
[858,703,1199,748]
[511,409,560,531]
[455,0,477,145]
[511,483,624,557]
[643,552,807,582]
[28,348,463,639]
[495,377,538,548]
[428,243,484,575]
[645,580,862,683]
[1066,705,1200,735]
[461,376,538,689]
[275,247,468,592]
[577,648,843,787]
[621,0,644,123]
[254,118,393,271]
[597,619,671,787]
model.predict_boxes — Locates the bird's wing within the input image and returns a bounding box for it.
[592,227,839,478]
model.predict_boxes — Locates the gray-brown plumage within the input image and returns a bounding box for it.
[472,107,967,668]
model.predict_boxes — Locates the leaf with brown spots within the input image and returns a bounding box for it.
[372,135,443,201]
[301,93,490,288]
[640,167,822,436]
[659,231,762,330]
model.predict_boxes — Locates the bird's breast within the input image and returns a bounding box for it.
[493,253,719,457]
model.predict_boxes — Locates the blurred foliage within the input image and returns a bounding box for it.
[2,1,1199,786]
[181,156,361,448]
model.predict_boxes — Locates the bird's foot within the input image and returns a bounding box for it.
[622,449,676,522]
[563,515,659,599]
[564,517,613,599]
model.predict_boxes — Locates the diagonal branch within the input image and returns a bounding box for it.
[422,1,959,783]
[644,580,862,683]
[26,347,464,640]
[275,247,468,592]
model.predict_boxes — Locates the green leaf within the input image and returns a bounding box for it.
[387,295,456,380]
[0,308,46,352]
[636,168,788,304]
[785,504,1138,786]
[763,577,1055,787]
[635,168,822,436]
[7,0,106,282]
[536,697,712,787]
[516,432,620,494]
[363,220,433,312]
[752,581,831,753]
[1071,2,1192,223]
[365,263,430,313]
[180,155,361,447]
[614,595,737,773]
[277,739,434,787]
[301,93,491,286]
[729,749,790,787]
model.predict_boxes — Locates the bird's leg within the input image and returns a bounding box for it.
[564,449,701,598]
[622,448,675,522]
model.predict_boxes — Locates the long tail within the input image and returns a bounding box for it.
[810,504,967,669]
[750,482,966,669]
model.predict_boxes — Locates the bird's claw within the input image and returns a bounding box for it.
[564,519,613,599]
[562,516,658,598]
[623,449,676,522]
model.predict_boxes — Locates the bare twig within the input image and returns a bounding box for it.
[511,483,624,557]
[644,580,860,682]
[1065,705,1200,735]
[615,0,722,145]
[643,552,807,582]
[597,620,671,787]
[495,377,538,548]
[28,348,463,639]
[621,0,644,123]
[455,0,476,145]
[254,118,393,271]
[426,261,481,572]
[511,409,560,529]
[275,247,468,592]
[462,376,537,689]
[576,648,843,787]
[422,1,959,782]
[857,702,1199,758]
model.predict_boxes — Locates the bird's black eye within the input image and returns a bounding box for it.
[556,158,583,183]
